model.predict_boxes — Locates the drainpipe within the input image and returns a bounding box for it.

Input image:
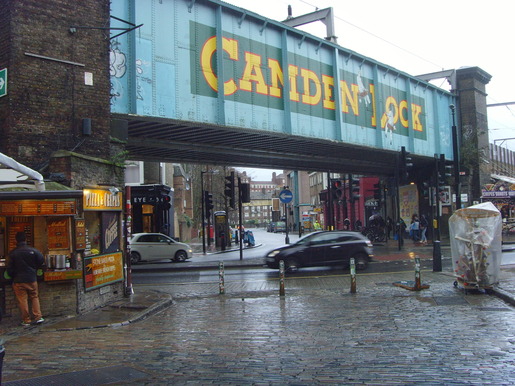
[0,152,45,191]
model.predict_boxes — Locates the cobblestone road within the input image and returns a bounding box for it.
[3,270,515,385]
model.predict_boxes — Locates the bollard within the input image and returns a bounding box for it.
[279,260,285,296]
[414,255,421,290]
[350,258,356,293]
[0,338,4,384]
[219,261,225,295]
[432,240,442,272]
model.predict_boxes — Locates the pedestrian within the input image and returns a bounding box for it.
[420,214,429,244]
[410,214,420,242]
[5,231,45,326]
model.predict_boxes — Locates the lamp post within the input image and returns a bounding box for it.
[450,104,462,209]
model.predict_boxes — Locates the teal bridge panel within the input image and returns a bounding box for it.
[110,0,454,161]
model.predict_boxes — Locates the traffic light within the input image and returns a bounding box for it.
[240,182,251,203]
[349,175,360,202]
[162,194,172,210]
[436,154,452,203]
[373,183,381,200]
[204,190,213,217]
[331,179,345,201]
[224,171,235,208]
[400,146,413,184]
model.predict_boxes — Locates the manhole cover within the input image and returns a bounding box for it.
[433,296,469,306]
[4,365,148,385]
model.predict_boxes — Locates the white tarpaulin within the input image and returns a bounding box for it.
[449,202,502,288]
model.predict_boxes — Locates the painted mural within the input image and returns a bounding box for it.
[109,0,454,159]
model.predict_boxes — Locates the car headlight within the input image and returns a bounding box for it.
[267,250,281,258]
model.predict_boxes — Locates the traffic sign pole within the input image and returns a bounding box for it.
[279,188,293,244]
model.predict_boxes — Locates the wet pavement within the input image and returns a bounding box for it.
[1,240,515,384]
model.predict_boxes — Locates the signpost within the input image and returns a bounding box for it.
[0,68,7,98]
[279,188,293,244]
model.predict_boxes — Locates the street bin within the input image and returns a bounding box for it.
[449,202,502,290]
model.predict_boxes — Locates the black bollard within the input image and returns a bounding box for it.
[433,240,442,272]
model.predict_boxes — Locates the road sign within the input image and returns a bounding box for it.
[279,189,293,204]
[0,68,6,98]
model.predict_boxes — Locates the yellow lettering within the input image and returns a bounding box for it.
[340,80,359,115]
[301,68,322,105]
[399,100,409,128]
[239,52,268,95]
[268,58,283,98]
[370,84,376,127]
[288,65,300,102]
[200,36,239,95]
[381,96,399,128]
[412,103,423,131]
[322,75,335,110]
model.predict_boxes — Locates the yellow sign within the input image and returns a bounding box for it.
[83,189,122,211]
[44,270,82,282]
[84,252,123,290]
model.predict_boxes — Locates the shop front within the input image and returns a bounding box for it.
[482,179,515,243]
[0,187,125,325]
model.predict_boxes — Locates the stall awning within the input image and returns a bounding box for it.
[0,152,45,191]
[491,174,515,185]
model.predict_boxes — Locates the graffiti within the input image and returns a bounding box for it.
[109,41,127,104]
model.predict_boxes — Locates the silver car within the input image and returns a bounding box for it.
[129,233,193,264]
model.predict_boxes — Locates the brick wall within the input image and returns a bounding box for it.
[1,0,112,171]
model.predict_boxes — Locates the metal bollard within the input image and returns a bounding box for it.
[432,240,442,272]
[219,261,225,295]
[414,255,421,290]
[350,258,356,293]
[279,260,285,296]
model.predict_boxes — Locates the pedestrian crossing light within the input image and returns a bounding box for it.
[224,171,235,208]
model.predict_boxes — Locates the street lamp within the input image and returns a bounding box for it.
[450,104,462,209]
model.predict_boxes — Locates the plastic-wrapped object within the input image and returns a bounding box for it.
[449,202,502,288]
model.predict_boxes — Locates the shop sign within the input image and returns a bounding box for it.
[102,212,120,253]
[482,190,515,198]
[0,199,76,216]
[84,251,123,290]
[83,189,122,211]
[44,270,82,282]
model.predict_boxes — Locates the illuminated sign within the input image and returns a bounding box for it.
[83,189,122,211]
[0,200,76,216]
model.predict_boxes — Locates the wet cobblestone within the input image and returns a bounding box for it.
[2,270,515,384]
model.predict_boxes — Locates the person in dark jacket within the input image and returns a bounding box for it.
[5,231,45,326]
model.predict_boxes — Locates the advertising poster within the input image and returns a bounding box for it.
[84,252,123,290]
[399,184,419,225]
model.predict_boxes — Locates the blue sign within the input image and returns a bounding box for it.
[279,189,293,204]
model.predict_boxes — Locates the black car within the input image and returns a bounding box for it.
[265,230,373,271]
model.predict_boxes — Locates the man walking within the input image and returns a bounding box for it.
[5,231,45,326]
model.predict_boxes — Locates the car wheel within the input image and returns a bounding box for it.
[173,250,188,262]
[353,253,369,270]
[286,258,301,272]
[130,252,141,265]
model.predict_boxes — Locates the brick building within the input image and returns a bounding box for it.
[0,0,128,325]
